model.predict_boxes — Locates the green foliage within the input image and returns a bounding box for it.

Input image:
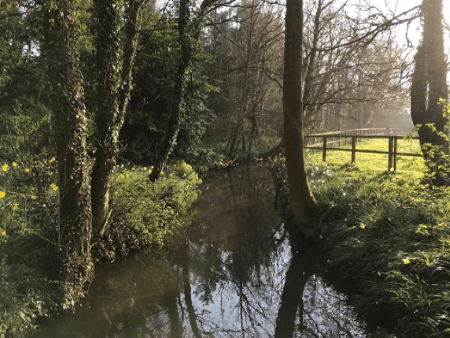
[120,13,217,164]
[302,153,450,337]
[0,158,59,338]
[96,161,202,260]
[179,145,227,173]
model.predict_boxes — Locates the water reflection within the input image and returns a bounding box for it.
[35,166,370,338]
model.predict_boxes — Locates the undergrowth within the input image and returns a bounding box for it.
[0,159,201,337]
[302,139,450,337]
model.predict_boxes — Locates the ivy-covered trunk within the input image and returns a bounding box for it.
[411,0,449,186]
[283,0,318,233]
[44,0,93,304]
[91,0,140,236]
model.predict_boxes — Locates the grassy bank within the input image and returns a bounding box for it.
[302,139,450,337]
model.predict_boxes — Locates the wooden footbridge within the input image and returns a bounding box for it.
[304,128,422,171]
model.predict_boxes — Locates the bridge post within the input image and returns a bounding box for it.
[351,137,356,163]
[323,137,327,161]
[388,137,394,171]
[394,137,398,171]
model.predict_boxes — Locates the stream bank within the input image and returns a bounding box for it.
[33,165,374,338]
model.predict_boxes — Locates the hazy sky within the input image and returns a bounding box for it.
[367,0,450,50]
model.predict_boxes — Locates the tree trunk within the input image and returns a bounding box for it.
[283,0,318,233]
[149,0,191,181]
[411,0,449,186]
[91,0,141,236]
[411,46,427,128]
[44,0,93,304]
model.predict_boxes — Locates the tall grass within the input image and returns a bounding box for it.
[301,138,450,337]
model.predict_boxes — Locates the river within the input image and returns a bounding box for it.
[35,165,372,338]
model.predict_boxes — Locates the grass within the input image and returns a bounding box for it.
[306,137,425,176]
[295,138,450,337]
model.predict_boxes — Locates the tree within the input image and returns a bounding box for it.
[149,0,236,181]
[42,0,146,302]
[43,0,94,302]
[205,0,284,160]
[283,0,318,232]
[256,0,413,160]
[411,0,449,186]
[91,0,143,237]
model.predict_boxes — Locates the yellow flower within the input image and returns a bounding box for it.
[120,164,124,168]
[49,183,58,192]
[49,157,56,164]
[2,164,8,171]
[360,224,365,229]
[12,203,19,211]
[31,195,37,200]
[119,174,125,179]
[12,162,17,167]
[24,168,30,173]
[0,191,5,199]
[114,191,118,196]
[403,258,410,265]
[143,167,147,171]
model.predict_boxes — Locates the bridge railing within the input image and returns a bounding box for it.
[304,128,421,171]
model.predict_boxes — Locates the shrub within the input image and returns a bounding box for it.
[0,159,58,338]
[95,161,202,260]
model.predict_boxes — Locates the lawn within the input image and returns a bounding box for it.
[305,137,425,178]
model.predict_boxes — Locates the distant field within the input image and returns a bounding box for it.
[305,137,425,176]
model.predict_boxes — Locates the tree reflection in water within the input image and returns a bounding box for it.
[35,166,370,338]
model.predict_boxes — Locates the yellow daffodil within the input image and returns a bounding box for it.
[12,162,17,167]
[0,191,5,199]
[49,157,56,164]
[403,258,410,265]
[49,183,58,192]
[360,224,365,229]
[2,164,8,172]
[24,168,30,173]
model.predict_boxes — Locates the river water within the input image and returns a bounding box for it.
[36,166,372,338]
